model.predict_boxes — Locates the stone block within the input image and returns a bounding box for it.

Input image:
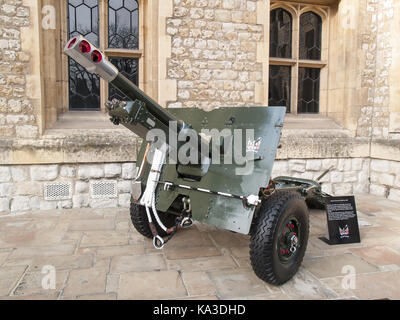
[75,181,88,194]
[388,188,400,202]
[389,161,400,175]
[280,269,337,299]
[29,196,40,210]
[0,266,27,296]
[0,166,11,182]
[11,166,28,182]
[167,255,236,272]
[377,173,395,186]
[338,159,352,171]
[330,171,343,183]
[271,161,288,176]
[104,163,122,178]
[9,244,76,259]
[322,159,337,170]
[121,163,136,180]
[118,271,187,300]
[306,159,322,171]
[0,183,14,197]
[57,200,73,209]
[15,182,42,196]
[97,245,145,257]
[343,172,358,183]
[352,158,363,171]
[332,183,352,195]
[208,269,268,299]
[106,274,120,294]
[371,159,390,173]
[117,181,132,194]
[395,175,400,188]
[118,194,131,208]
[89,198,118,209]
[72,194,90,208]
[350,246,400,266]
[60,166,76,178]
[13,271,68,297]
[39,200,58,211]
[353,183,369,194]
[30,165,58,181]
[289,160,306,173]
[63,268,107,297]
[370,184,387,197]
[80,231,129,247]
[78,165,104,180]
[303,254,378,279]
[10,196,30,212]
[0,197,10,212]
[321,270,400,300]
[181,271,216,297]
[16,125,38,138]
[69,219,115,232]
[215,9,231,22]
[164,246,221,260]
[110,254,166,273]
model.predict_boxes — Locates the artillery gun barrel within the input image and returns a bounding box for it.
[63,35,181,129]
[63,35,212,164]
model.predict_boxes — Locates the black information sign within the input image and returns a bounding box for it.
[320,196,361,245]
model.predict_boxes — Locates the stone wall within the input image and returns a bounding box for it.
[357,0,399,138]
[369,159,400,201]
[1,156,399,214]
[0,162,137,214]
[0,0,38,138]
[166,0,263,110]
[271,157,371,196]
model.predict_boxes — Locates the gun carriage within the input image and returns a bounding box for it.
[64,36,329,285]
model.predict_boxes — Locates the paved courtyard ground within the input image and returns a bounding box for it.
[0,194,400,300]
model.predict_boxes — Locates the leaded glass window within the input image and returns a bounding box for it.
[68,0,100,110]
[270,8,292,58]
[108,0,139,49]
[269,6,325,115]
[299,12,322,60]
[109,58,139,101]
[67,0,142,111]
[269,66,291,113]
[298,67,320,113]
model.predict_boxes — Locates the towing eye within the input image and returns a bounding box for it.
[152,198,193,250]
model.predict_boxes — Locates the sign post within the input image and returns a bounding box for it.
[320,196,361,245]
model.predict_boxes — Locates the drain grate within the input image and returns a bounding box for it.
[44,182,72,201]
[90,180,118,199]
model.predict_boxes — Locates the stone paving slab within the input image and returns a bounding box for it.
[118,271,187,300]
[0,194,399,300]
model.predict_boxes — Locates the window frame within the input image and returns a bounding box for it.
[62,0,144,112]
[269,1,330,115]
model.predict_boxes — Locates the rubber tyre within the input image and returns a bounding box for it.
[305,197,326,210]
[130,202,176,239]
[250,191,309,285]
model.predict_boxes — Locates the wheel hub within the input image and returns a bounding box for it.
[278,218,300,261]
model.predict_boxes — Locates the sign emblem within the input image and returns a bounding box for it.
[247,137,262,153]
[339,225,350,238]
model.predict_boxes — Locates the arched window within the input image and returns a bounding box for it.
[108,0,140,102]
[299,12,322,60]
[270,8,292,58]
[269,6,325,114]
[68,0,100,110]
